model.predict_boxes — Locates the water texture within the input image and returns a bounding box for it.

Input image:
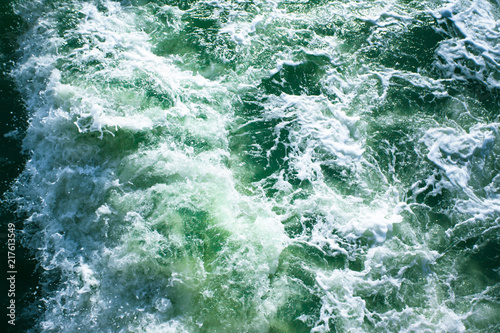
[3,0,500,331]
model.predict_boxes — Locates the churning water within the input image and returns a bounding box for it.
[2,0,500,331]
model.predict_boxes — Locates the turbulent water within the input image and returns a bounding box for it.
[2,0,500,331]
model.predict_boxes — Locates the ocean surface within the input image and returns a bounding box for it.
[1,0,500,332]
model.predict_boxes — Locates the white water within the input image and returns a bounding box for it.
[8,0,500,331]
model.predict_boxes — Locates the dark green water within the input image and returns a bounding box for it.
[2,0,500,332]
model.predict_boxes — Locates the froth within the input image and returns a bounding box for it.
[8,0,500,331]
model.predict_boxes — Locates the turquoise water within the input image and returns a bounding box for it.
[3,0,500,331]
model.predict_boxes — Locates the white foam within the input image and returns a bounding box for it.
[11,0,499,331]
[420,123,498,190]
[431,0,500,87]
[219,15,264,46]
